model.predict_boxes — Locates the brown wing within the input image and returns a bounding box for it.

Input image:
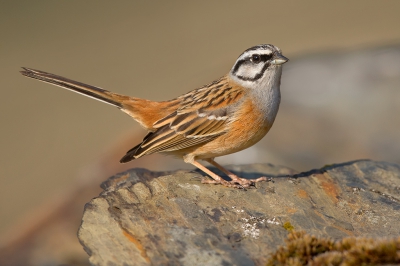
[120,109,230,162]
[120,76,246,162]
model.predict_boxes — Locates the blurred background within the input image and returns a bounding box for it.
[1,1,400,265]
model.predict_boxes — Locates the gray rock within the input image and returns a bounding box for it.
[78,160,400,266]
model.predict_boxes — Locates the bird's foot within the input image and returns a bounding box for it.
[201,176,269,189]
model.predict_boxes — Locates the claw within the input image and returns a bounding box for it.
[198,169,270,189]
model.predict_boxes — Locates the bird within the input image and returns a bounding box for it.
[20,44,288,189]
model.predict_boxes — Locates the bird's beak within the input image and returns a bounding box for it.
[271,54,289,65]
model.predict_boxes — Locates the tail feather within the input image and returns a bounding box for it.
[20,67,128,108]
[20,67,181,136]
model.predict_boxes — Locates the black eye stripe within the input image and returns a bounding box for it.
[260,54,273,61]
[252,54,272,62]
[250,53,273,63]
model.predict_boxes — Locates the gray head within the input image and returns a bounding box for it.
[229,44,288,87]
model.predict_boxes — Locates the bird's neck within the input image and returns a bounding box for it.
[250,66,282,124]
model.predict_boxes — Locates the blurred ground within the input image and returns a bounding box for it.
[1,0,400,257]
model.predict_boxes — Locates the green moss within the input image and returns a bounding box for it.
[283,221,294,231]
[266,231,400,266]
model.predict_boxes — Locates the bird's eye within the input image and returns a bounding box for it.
[251,54,261,63]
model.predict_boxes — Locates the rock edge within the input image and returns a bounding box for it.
[78,160,400,266]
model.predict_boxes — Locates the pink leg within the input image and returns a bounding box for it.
[189,158,268,189]
[204,158,268,187]
[190,160,244,188]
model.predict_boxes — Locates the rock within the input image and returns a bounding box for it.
[78,160,400,266]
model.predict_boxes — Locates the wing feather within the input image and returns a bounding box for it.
[120,75,246,162]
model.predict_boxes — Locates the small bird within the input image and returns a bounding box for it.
[20,44,288,189]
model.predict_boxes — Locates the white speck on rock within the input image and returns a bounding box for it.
[241,223,260,239]
[266,217,280,225]
[178,183,200,191]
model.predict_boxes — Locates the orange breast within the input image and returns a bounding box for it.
[188,97,273,159]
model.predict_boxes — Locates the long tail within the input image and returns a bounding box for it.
[20,67,131,109]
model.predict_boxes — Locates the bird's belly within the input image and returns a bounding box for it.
[197,120,271,159]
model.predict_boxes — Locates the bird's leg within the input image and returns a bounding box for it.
[189,160,244,188]
[185,154,268,189]
[204,158,268,187]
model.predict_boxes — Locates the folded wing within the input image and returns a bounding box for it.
[120,77,245,162]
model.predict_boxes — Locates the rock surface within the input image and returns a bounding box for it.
[78,160,400,266]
